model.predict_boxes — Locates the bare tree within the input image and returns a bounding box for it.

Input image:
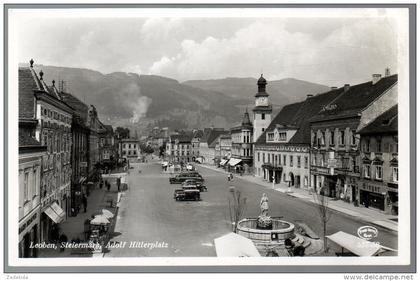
[313,183,332,253]
[228,186,247,233]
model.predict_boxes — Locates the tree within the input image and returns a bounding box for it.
[228,186,247,233]
[313,183,332,253]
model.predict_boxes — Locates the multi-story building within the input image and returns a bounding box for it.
[99,123,117,163]
[199,128,227,165]
[119,139,140,160]
[229,110,253,173]
[215,133,232,167]
[166,134,193,163]
[60,91,90,215]
[310,72,398,203]
[18,119,47,257]
[357,105,398,214]
[87,105,101,176]
[19,61,73,242]
[254,89,339,188]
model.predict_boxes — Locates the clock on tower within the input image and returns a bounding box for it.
[253,74,272,142]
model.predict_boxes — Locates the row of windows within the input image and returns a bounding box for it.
[363,165,398,182]
[257,152,308,169]
[41,106,71,124]
[42,130,71,154]
[122,143,137,149]
[21,167,39,203]
[122,150,137,156]
[313,129,357,147]
[267,131,287,142]
[361,137,398,153]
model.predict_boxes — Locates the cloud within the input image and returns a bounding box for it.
[147,17,398,85]
[130,96,152,123]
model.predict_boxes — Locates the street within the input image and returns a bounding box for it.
[106,161,398,257]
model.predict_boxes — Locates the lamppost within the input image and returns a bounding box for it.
[272,175,275,189]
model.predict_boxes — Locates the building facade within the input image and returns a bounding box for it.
[229,110,253,173]
[20,61,73,243]
[120,139,140,160]
[18,119,47,257]
[310,73,398,204]
[254,84,341,188]
[166,134,193,163]
[60,91,90,216]
[358,105,398,214]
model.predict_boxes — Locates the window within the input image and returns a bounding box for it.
[351,130,356,145]
[283,155,286,166]
[364,165,371,178]
[297,156,301,168]
[321,131,325,145]
[261,113,265,120]
[340,130,345,145]
[392,167,398,182]
[23,172,29,202]
[290,155,293,167]
[262,128,265,132]
[279,132,287,141]
[274,155,277,166]
[267,154,270,163]
[267,133,274,141]
[263,153,265,163]
[365,139,370,152]
[304,156,308,168]
[258,152,260,162]
[375,166,383,180]
[330,131,335,145]
[128,151,131,155]
[376,138,382,152]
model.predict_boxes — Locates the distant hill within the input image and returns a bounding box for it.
[183,77,331,106]
[24,64,330,132]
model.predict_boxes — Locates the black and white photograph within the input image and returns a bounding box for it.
[3,2,416,276]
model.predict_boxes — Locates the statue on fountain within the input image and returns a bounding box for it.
[257,193,273,229]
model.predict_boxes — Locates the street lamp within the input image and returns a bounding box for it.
[272,175,275,190]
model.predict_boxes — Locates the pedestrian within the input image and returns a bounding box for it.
[82,194,88,213]
[117,177,121,192]
[99,179,103,189]
[59,234,68,252]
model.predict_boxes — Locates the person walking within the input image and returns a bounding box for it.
[82,194,88,213]
[117,177,121,192]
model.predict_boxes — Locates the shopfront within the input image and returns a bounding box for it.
[19,207,40,258]
[359,180,388,211]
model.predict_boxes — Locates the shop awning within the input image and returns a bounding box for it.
[43,203,65,224]
[196,157,203,163]
[220,159,228,166]
[326,231,397,256]
[228,158,242,166]
[214,232,260,257]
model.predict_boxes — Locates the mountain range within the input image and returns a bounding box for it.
[26,64,331,133]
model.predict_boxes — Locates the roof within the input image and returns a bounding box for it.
[171,134,192,143]
[19,67,39,119]
[358,105,398,135]
[206,129,228,147]
[60,91,89,122]
[311,74,398,122]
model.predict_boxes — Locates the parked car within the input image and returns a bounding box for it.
[174,188,200,201]
[182,179,207,192]
[169,174,204,184]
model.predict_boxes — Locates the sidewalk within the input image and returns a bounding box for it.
[38,183,120,258]
[196,163,398,232]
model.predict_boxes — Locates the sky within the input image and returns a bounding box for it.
[16,9,402,86]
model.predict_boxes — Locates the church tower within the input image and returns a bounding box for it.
[253,74,272,142]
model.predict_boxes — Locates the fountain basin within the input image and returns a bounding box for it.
[237,218,295,243]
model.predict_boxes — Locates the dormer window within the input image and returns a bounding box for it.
[267,132,274,141]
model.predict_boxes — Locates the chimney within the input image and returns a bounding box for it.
[344,84,350,92]
[372,74,381,85]
[307,94,313,99]
[29,59,34,68]
[331,86,337,90]
[385,67,391,77]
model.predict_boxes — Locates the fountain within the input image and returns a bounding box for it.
[236,193,295,244]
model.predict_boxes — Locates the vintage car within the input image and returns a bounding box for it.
[182,179,207,192]
[169,173,204,184]
[174,187,201,201]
